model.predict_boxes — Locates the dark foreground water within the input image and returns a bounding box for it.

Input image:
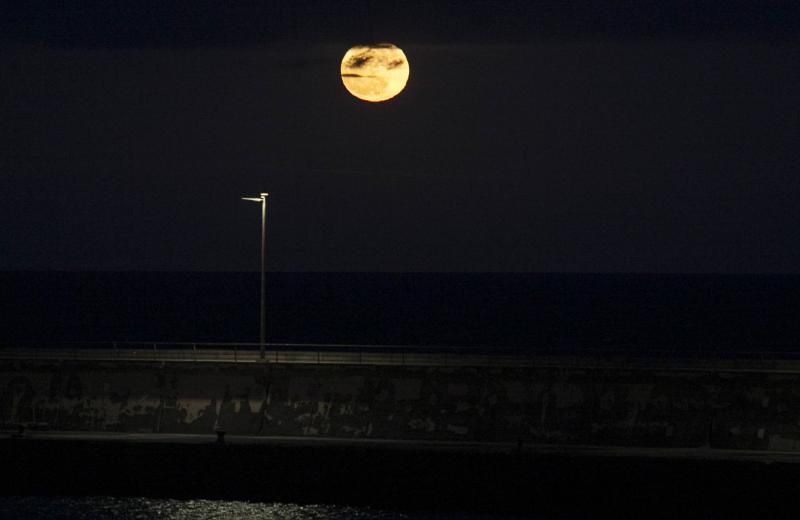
[2,271,799,354]
[0,497,526,520]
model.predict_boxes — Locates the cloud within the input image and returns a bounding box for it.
[346,54,372,68]
[387,58,405,69]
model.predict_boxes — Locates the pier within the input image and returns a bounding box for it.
[3,344,800,515]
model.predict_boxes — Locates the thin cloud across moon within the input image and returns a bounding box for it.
[340,44,410,102]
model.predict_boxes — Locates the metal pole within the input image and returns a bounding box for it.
[242,192,269,361]
[260,194,267,360]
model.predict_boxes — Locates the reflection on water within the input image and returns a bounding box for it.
[0,497,530,519]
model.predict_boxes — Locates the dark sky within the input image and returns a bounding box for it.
[2,1,799,272]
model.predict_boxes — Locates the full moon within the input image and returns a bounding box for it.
[340,44,410,102]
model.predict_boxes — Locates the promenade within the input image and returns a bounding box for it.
[3,342,800,373]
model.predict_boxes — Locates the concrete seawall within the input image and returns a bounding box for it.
[3,356,800,451]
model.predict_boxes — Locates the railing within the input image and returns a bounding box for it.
[2,341,800,370]
[0,341,523,367]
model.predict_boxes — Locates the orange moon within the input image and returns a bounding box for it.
[340,44,410,102]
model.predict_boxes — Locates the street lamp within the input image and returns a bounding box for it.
[241,192,269,360]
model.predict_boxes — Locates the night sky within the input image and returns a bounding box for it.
[3,1,799,273]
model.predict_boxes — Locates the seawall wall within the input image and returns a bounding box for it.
[3,358,800,450]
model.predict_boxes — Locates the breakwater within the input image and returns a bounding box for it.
[4,353,800,516]
[3,355,800,450]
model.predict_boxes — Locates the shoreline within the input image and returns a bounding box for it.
[5,430,800,463]
[3,434,799,516]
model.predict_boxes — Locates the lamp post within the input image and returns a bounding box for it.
[241,193,269,360]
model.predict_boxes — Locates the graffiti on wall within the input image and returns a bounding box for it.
[2,361,800,450]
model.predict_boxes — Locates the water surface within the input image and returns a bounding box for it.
[0,497,531,520]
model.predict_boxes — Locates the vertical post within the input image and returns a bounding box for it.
[242,192,270,361]
[259,193,268,360]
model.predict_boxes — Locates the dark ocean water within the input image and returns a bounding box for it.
[1,271,799,354]
[0,497,526,520]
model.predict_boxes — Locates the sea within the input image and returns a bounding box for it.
[0,497,526,520]
[2,272,799,517]
[1,271,799,355]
